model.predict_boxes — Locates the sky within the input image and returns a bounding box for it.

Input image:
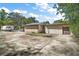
[0,3,65,23]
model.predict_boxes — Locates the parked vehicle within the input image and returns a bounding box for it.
[1,25,14,31]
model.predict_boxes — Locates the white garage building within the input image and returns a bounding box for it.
[45,24,70,35]
[25,23,71,35]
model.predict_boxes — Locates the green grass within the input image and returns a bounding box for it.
[27,32,53,37]
[27,32,44,36]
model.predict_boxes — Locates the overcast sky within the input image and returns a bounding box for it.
[0,3,65,23]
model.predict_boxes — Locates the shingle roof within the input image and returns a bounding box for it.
[25,23,69,26]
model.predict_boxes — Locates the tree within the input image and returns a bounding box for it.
[42,21,50,24]
[0,9,39,30]
[2,19,15,25]
[8,13,39,25]
[0,9,8,27]
[27,17,39,23]
[54,19,69,24]
[0,9,7,20]
[8,12,22,26]
[55,3,79,37]
[8,12,26,29]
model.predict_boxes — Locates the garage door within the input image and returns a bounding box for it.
[46,29,62,34]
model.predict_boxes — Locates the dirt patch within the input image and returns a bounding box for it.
[0,32,79,56]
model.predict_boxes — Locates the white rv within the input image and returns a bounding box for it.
[1,25,14,31]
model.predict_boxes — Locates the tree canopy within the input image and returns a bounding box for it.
[54,19,69,24]
[56,3,79,37]
[0,9,39,29]
[41,21,50,24]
